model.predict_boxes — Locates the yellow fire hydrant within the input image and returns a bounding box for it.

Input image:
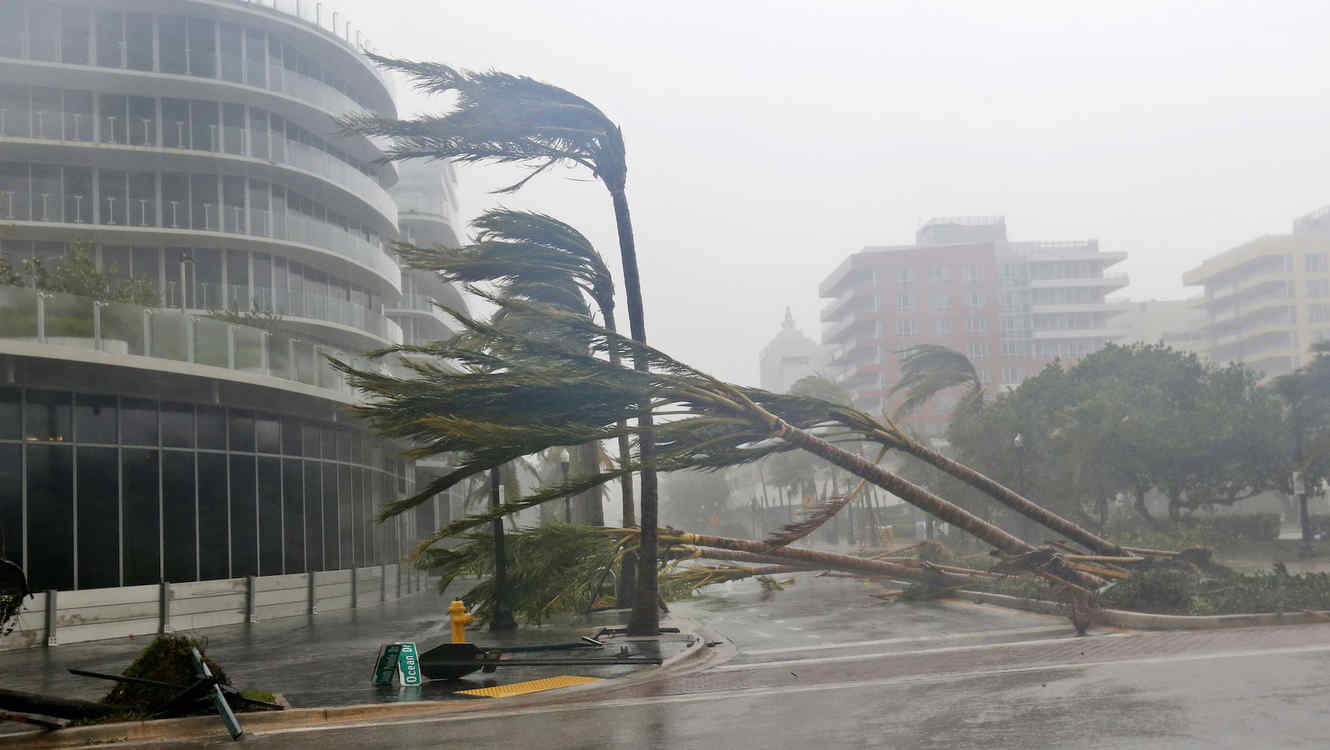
[449,599,474,643]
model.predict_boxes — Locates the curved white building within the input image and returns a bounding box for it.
[0,0,462,599]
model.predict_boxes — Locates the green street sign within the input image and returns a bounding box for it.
[372,643,403,686]
[398,642,422,687]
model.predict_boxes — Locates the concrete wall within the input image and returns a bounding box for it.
[0,563,435,652]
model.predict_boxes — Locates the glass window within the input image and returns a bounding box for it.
[161,98,189,149]
[122,398,157,445]
[62,166,91,224]
[95,11,124,68]
[125,13,153,71]
[132,246,159,287]
[230,454,257,576]
[223,176,246,234]
[281,418,301,455]
[248,110,269,160]
[219,23,243,83]
[304,461,322,571]
[0,387,19,441]
[30,87,61,140]
[245,29,267,88]
[282,458,304,573]
[64,91,92,142]
[187,18,216,78]
[258,457,282,575]
[0,445,21,571]
[161,403,194,448]
[27,444,73,591]
[122,448,160,585]
[75,393,117,444]
[301,424,320,458]
[229,410,254,452]
[222,103,244,156]
[99,170,127,225]
[194,248,222,308]
[162,451,196,582]
[98,93,127,145]
[161,174,188,228]
[77,446,120,589]
[128,172,155,227]
[0,3,22,59]
[61,6,90,66]
[191,174,218,231]
[128,96,154,147]
[322,463,339,569]
[256,414,280,454]
[159,16,187,74]
[190,100,218,152]
[197,453,228,579]
[0,162,28,221]
[0,85,31,139]
[322,427,337,459]
[249,180,270,237]
[25,389,71,442]
[195,405,224,450]
[28,4,61,63]
[339,464,354,566]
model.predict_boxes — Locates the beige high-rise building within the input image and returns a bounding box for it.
[1183,206,1330,377]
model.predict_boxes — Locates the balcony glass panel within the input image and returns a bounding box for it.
[0,287,38,339]
[234,326,266,374]
[100,300,147,356]
[192,316,229,367]
[43,293,96,348]
[148,310,190,361]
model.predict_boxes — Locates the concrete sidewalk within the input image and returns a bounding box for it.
[0,582,694,712]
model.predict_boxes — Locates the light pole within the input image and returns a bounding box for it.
[489,468,517,632]
[1013,433,1030,543]
[560,448,572,523]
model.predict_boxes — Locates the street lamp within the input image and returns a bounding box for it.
[560,448,572,523]
[179,250,194,311]
[489,468,517,632]
[1013,433,1030,543]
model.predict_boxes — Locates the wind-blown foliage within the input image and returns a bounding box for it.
[334,295,1104,590]
[890,344,985,419]
[345,56,657,633]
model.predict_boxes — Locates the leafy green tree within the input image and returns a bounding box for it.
[347,59,663,633]
[2,240,158,305]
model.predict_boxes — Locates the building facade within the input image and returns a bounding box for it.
[1183,206,1330,378]
[0,0,464,594]
[820,217,1127,433]
[758,308,826,393]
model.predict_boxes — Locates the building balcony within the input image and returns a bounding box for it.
[385,293,463,338]
[162,282,401,350]
[820,288,873,322]
[0,211,401,298]
[0,285,384,401]
[0,133,397,235]
[1028,302,1130,315]
[822,314,873,345]
[1028,273,1129,290]
[1031,328,1127,341]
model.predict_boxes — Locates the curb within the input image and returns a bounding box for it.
[954,589,1330,631]
[0,622,734,748]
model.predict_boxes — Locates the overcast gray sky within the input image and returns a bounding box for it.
[338,0,1330,384]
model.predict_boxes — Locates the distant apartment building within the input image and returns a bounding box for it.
[820,217,1128,432]
[1114,299,1205,354]
[1183,206,1330,377]
[758,307,826,393]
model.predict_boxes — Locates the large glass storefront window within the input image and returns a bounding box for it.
[6,390,416,591]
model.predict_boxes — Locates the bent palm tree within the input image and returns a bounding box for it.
[891,344,985,419]
[398,209,633,527]
[334,295,1106,593]
[346,59,662,634]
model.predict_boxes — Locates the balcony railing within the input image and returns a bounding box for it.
[0,285,383,398]
[162,282,400,343]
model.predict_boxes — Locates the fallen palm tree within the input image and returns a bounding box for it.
[337,295,1123,627]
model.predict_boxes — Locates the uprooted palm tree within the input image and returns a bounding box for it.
[334,295,1113,601]
[891,344,986,419]
[345,59,663,634]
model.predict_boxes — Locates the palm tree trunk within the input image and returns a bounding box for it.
[889,439,1124,555]
[666,533,973,586]
[769,422,1103,589]
[607,185,659,636]
[597,304,637,608]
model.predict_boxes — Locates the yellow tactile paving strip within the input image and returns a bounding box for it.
[456,675,602,698]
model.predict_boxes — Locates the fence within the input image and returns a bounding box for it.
[0,563,435,651]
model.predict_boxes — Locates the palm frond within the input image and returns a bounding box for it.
[890,344,984,418]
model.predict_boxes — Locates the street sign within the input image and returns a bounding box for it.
[372,643,403,686]
[398,642,422,687]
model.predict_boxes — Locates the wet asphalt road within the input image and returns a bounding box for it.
[57,573,1330,748]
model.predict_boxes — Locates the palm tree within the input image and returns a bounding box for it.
[399,209,633,584]
[346,59,662,633]
[334,297,1107,593]
[890,344,986,419]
